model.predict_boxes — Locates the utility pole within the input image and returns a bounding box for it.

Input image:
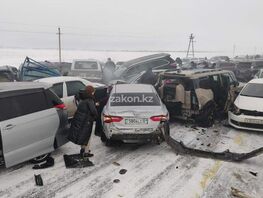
[186,33,195,58]
[57,27,62,65]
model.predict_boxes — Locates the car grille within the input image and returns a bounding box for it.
[231,119,263,129]
[240,109,263,117]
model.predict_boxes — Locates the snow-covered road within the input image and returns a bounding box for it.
[0,121,263,198]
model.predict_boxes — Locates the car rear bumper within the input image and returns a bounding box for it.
[106,127,162,142]
[228,111,263,132]
[111,132,161,141]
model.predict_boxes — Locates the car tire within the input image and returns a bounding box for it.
[164,121,170,136]
[100,131,107,142]
[30,153,51,164]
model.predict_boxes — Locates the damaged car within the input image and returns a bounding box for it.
[19,57,61,81]
[101,84,169,145]
[156,69,239,127]
[229,78,263,132]
[112,53,175,82]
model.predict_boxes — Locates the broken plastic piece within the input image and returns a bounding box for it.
[160,124,263,162]
[249,171,258,177]
[34,174,43,186]
[63,154,94,168]
[113,179,120,183]
[119,169,127,175]
[32,157,54,169]
[113,162,121,166]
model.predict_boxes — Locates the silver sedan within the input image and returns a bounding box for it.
[101,84,169,144]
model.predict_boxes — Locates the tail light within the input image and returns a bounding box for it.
[103,115,123,123]
[54,103,66,110]
[150,115,168,122]
[164,79,172,84]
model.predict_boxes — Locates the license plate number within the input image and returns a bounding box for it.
[244,118,263,124]
[125,118,148,125]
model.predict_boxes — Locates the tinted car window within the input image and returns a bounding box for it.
[66,81,86,96]
[51,83,63,98]
[74,61,98,70]
[110,92,160,106]
[221,73,234,87]
[198,77,211,89]
[0,97,19,121]
[0,91,48,121]
[45,89,63,108]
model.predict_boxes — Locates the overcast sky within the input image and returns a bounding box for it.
[0,0,262,54]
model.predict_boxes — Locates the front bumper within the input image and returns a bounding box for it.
[228,111,263,132]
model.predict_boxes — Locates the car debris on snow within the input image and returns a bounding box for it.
[113,179,120,183]
[160,124,263,162]
[230,187,250,198]
[32,156,54,169]
[34,174,44,186]
[119,169,127,175]
[249,171,258,177]
[112,161,121,166]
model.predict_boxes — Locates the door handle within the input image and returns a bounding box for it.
[4,124,15,130]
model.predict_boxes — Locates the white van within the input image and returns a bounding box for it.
[0,82,68,167]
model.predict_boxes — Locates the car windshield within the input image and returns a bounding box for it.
[74,61,98,70]
[110,92,160,106]
[240,83,263,98]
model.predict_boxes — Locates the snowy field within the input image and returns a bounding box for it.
[0,48,226,67]
[0,121,263,198]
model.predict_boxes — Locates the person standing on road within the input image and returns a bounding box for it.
[68,85,98,162]
[103,58,116,83]
[139,68,157,85]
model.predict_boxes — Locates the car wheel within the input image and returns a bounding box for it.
[30,153,51,164]
[163,121,170,136]
[101,131,107,142]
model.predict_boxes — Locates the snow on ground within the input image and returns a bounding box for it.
[0,121,263,198]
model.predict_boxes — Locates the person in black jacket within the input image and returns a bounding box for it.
[139,68,157,85]
[68,85,98,160]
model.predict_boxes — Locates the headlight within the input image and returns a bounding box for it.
[232,104,241,115]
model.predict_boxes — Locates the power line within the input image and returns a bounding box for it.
[0,28,149,39]
[0,28,54,35]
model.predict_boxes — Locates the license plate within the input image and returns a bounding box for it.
[125,118,148,125]
[244,118,263,125]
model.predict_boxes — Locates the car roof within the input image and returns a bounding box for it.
[35,76,87,84]
[112,84,155,93]
[161,69,232,79]
[248,78,263,84]
[72,59,98,62]
[0,82,50,93]
[121,53,171,68]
